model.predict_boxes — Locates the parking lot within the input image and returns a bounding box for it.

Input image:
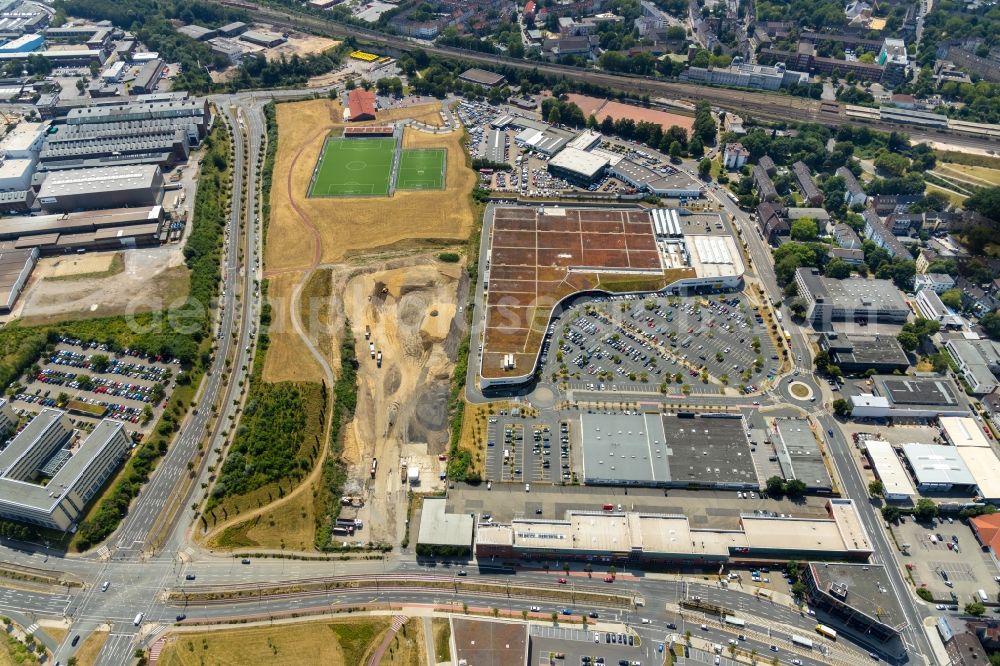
[528,624,650,666]
[7,340,177,436]
[486,415,572,484]
[543,293,778,395]
[891,516,999,605]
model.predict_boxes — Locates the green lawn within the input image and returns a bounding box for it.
[397,148,446,190]
[309,137,395,197]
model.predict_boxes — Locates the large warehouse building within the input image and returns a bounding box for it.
[578,412,759,489]
[901,443,975,493]
[0,205,166,254]
[862,439,915,502]
[475,499,872,564]
[65,98,211,140]
[0,247,38,314]
[0,408,131,530]
[850,375,969,420]
[36,164,164,212]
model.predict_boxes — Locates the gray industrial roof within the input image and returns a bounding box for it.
[875,376,959,406]
[417,497,473,547]
[0,412,127,510]
[798,270,907,312]
[901,443,975,486]
[549,146,609,178]
[36,164,161,198]
[829,334,909,368]
[580,413,757,487]
[808,562,908,631]
[774,417,833,491]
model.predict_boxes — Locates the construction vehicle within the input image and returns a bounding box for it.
[369,341,375,358]
[376,350,382,367]
[365,325,371,340]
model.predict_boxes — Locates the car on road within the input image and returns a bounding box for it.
[589,612,599,618]
[71,636,80,647]
[792,660,802,665]
[241,558,251,564]
[101,581,110,592]
[769,645,778,652]
[185,574,196,580]
[666,623,677,630]
[176,614,187,621]
[828,429,834,436]
[457,570,467,576]
[561,608,573,615]
[530,606,541,612]
[558,577,567,584]
[604,575,614,582]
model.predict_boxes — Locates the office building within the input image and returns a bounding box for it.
[0,410,131,530]
[36,164,164,213]
[681,61,808,91]
[416,497,473,556]
[794,268,908,326]
[915,289,962,329]
[850,375,968,420]
[914,273,955,293]
[803,563,909,652]
[820,332,909,374]
[945,339,1000,395]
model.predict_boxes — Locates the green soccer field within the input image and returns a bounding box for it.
[397,149,446,191]
[309,137,396,197]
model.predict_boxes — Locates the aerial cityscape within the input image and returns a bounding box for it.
[0,0,998,663]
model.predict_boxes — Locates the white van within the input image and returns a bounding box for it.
[133,612,144,626]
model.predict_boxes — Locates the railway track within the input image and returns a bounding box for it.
[212,0,996,144]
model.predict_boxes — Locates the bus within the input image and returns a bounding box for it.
[790,634,813,649]
[723,616,745,627]
[816,624,838,641]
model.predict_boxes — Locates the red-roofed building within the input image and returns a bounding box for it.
[347,89,376,122]
[971,513,1000,559]
[524,0,536,17]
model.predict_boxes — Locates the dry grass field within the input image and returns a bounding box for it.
[937,162,1000,187]
[380,619,425,666]
[262,271,326,384]
[157,618,389,666]
[74,629,108,666]
[208,476,317,550]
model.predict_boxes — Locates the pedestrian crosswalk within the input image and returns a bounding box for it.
[148,636,167,665]
[24,623,37,635]
[96,545,111,560]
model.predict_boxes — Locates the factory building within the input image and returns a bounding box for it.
[649,208,683,237]
[794,268,908,326]
[66,98,211,140]
[0,48,104,67]
[217,21,248,37]
[457,68,507,88]
[546,146,609,185]
[0,189,34,214]
[38,127,189,169]
[36,164,164,213]
[849,375,969,420]
[945,339,1000,395]
[131,58,165,95]
[177,24,217,41]
[0,247,38,313]
[0,410,131,531]
[239,30,286,48]
[901,443,975,493]
[862,440,915,502]
[0,33,43,52]
[0,206,165,254]
[772,417,834,492]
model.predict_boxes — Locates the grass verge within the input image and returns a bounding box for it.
[432,618,451,663]
[314,322,357,551]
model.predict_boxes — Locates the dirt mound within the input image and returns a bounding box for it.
[383,365,401,396]
[421,303,455,342]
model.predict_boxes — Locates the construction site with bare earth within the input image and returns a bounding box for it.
[201,96,474,551]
